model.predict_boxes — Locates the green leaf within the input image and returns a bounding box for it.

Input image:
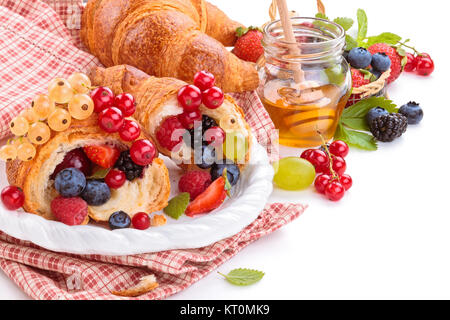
[335,124,378,151]
[236,27,247,37]
[315,12,329,20]
[345,35,358,51]
[341,117,369,131]
[333,17,354,31]
[88,167,111,179]
[356,9,368,44]
[222,168,232,197]
[219,268,265,286]
[163,192,190,220]
[342,96,398,120]
[366,32,402,47]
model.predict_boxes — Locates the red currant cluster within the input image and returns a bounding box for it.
[301,140,352,201]
[157,71,226,151]
[404,52,434,76]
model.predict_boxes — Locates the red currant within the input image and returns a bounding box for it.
[98,107,124,133]
[130,139,156,166]
[1,186,25,210]
[119,119,141,141]
[177,109,202,129]
[330,156,346,176]
[404,53,417,72]
[105,169,126,189]
[340,174,353,191]
[314,174,331,194]
[300,149,314,159]
[202,86,224,109]
[204,126,226,146]
[329,140,349,158]
[90,86,114,113]
[325,181,345,201]
[114,93,136,117]
[303,149,329,173]
[193,71,215,92]
[177,85,202,111]
[415,55,434,76]
[132,212,151,230]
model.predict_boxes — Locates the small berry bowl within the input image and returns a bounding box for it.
[346,69,391,107]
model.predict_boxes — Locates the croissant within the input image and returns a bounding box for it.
[81,0,259,93]
[6,115,170,223]
[89,65,252,171]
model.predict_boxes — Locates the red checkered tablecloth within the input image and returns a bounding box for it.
[0,0,305,299]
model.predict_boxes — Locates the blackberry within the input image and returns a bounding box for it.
[201,115,218,133]
[184,115,218,149]
[369,113,408,142]
[366,107,389,125]
[114,150,144,181]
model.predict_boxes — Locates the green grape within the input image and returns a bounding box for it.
[272,157,316,191]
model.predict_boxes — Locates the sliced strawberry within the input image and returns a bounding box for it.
[185,177,227,217]
[83,145,120,168]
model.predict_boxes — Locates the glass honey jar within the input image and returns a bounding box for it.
[257,17,351,148]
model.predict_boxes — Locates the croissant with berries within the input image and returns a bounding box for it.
[81,0,259,93]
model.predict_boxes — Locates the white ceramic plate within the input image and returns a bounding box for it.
[0,139,273,255]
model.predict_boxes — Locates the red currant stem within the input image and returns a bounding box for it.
[317,130,339,180]
[397,41,421,55]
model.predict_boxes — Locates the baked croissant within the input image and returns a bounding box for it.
[89,65,252,171]
[6,115,170,223]
[81,0,259,93]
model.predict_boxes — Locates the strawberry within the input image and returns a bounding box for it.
[232,26,264,63]
[83,145,120,168]
[351,68,370,88]
[185,177,227,217]
[368,43,403,84]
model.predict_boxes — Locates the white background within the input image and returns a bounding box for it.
[0,0,449,299]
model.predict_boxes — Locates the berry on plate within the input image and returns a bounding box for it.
[90,86,114,113]
[114,93,136,117]
[51,148,92,179]
[398,102,423,124]
[115,150,144,181]
[54,168,86,198]
[156,116,186,151]
[119,119,141,142]
[83,145,120,168]
[232,27,264,63]
[368,43,403,84]
[98,107,124,133]
[105,169,126,189]
[131,212,151,230]
[177,85,202,111]
[202,86,224,109]
[47,108,71,132]
[204,126,225,146]
[178,170,212,199]
[193,71,215,91]
[51,196,88,225]
[178,109,202,129]
[1,186,25,210]
[210,162,240,186]
[347,47,372,69]
[130,139,156,166]
[81,179,111,206]
[109,210,131,229]
[196,145,216,169]
[185,176,227,217]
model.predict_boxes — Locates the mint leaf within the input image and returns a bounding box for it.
[315,12,329,20]
[335,124,378,151]
[366,32,402,47]
[341,117,370,131]
[356,9,368,45]
[88,167,110,179]
[345,35,358,51]
[333,17,354,31]
[219,268,265,286]
[342,97,398,120]
[164,192,190,220]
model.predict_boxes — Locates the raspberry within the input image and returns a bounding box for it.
[350,68,370,88]
[368,43,403,84]
[50,196,88,226]
[178,170,212,199]
[156,116,186,151]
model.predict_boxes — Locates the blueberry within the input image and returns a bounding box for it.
[343,50,349,62]
[81,179,111,206]
[109,211,131,230]
[54,168,86,197]
[211,162,240,186]
[366,107,389,125]
[398,102,423,124]
[369,68,382,80]
[196,145,216,169]
[371,52,391,72]
[347,47,372,69]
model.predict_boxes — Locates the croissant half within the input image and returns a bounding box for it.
[6,115,170,222]
[89,65,252,170]
[81,0,259,93]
